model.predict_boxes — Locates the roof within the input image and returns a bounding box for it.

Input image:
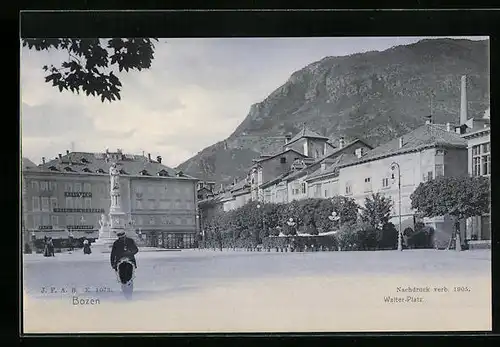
[26,151,197,179]
[252,148,307,165]
[22,157,37,170]
[338,123,467,168]
[305,153,357,181]
[260,172,293,189]
[286,126,329,147]
[230,179,249,192]
[281,138,372,182]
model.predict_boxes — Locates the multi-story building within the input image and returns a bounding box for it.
[305,153,357,199]
[22,149,199,249]
[286,138,373,202]
[461,107,491,246]
[337,120,469,248]
[251,125,338,203]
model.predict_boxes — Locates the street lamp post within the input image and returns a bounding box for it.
[391,162,403,251]
[328,210,341,251]
[286,218,296,252]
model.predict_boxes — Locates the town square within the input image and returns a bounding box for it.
[21,33,491,333]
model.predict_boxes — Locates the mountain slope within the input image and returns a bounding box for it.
[176,38,489,185]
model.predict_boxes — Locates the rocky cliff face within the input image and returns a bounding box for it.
[176,38,489,185]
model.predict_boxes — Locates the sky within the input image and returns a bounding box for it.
[20,36,488,168]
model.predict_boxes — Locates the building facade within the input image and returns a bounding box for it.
[461,111,491,243]
[337,122,469,248]
[22,150,199,249]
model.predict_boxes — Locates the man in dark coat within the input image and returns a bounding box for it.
[110,231,139,270]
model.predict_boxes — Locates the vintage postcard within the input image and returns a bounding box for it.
[21,35,491,333]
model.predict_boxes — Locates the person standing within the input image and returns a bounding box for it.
[110,231,139,299]
[83,239,92,254]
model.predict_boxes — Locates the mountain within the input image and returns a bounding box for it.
[176,38,490,186]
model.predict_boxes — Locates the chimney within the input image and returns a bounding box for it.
[58,153,62,163]
[446,122,452,132]
[425,115,433,125]
[66,150,70,155]
[148,153,151,162]
[321,162,327,171]
[156,156,162,164]
[339,136,345,149]
[460,75,468,125]
[41,157,45,165]
[399,137,404,148]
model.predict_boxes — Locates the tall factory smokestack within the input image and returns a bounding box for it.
[460,75,468,125]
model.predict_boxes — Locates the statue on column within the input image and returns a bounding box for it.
[110,163,121,209]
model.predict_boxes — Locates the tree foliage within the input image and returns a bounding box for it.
[22,38,158,102]
[410,176,490,220]
[360,193,393,229]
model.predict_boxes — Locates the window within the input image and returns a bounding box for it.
[481,215,491,240]
[84,197,92,209]
[33,215,41,228]
[51,215,59,226]
[42,214,50,226]
[423,171,433,182]
[40,181,48,191]
[65,197,73,208]
[50,197,58,210]
[83,183,91,192]
[136,200,143,209]
[314,184,321,198]
[472,143,490,176]
[435,164,444,178]
[75,183,82,192]
[41,197,49,211]
[149,217,155,225]
[345,182,352,195]
[65,183,73,192]
[32,197,40,211]
[280,157,286,164]
[161,216,167,224]
[473,157,481,176]
[324,189,328,198]
[382,178,390,188]
[74,198,83,208]
[137,216,143,225]
[301,183,306,194]
[364,177,372,192]
[49,181,57,190]
[66,216,74,225]
[31,181,39,191]
[482,154,490,176]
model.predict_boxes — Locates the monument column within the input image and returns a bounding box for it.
[93,161,138,252]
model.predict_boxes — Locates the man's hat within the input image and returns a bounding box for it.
[116,231,126,237]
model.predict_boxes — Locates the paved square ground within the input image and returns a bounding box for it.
[23,249,492,333]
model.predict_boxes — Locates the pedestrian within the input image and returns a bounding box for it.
[110,231,139,271]
[44,237,55,256]
[83,239,92,255]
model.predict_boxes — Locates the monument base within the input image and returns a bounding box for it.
[93,226,140,253]
[92,238,116,253]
